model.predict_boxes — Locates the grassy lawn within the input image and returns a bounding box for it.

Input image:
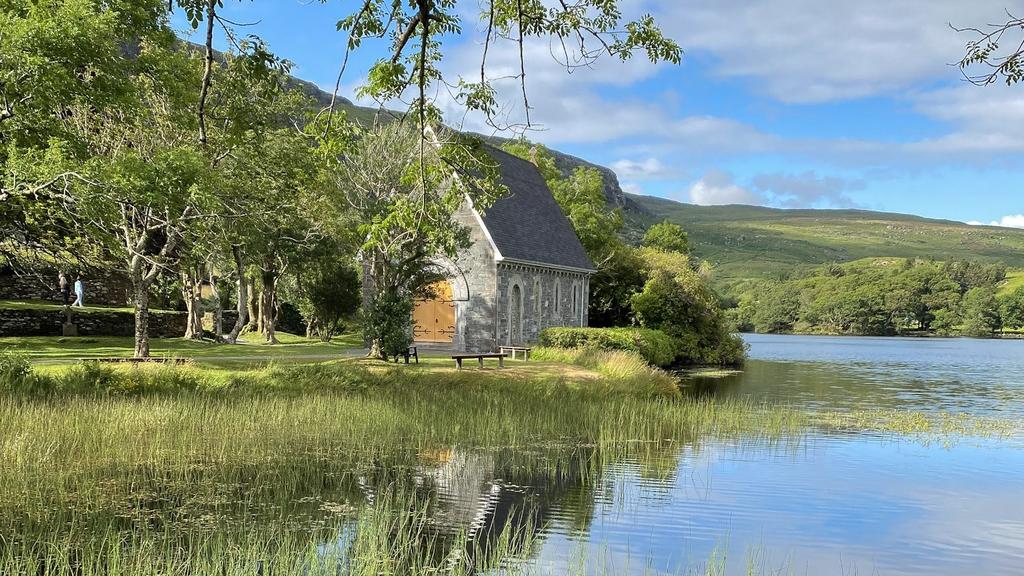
[0,333,602,379]
[0,331,366,366]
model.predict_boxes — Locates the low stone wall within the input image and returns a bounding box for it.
[0,308,187,338]
[202,310,240,332]
[0,266,132,306]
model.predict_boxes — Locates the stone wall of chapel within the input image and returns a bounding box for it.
[495,263,589,346]
[451,201,498,353]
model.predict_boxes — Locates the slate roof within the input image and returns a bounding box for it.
[478,148,595,272]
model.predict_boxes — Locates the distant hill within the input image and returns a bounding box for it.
[628,194,1024,291]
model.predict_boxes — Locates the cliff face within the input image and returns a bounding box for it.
[541,147,653,243]
[546,149,627,208]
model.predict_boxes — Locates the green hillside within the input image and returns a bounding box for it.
[629,194,1024,290]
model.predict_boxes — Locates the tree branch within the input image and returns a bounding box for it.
[197,0,216,144]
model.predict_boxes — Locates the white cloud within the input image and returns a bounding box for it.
[687,170,763,205]
[752,171,865,208]
[656,0,1021,104]
[968,215,1024,228]
[611,158,670,180]
[909,84,1024,153]
[429,0,1024,176]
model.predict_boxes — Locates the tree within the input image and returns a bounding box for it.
[1000,286,1024,331]
[327,1,680,136]
[295,240,361,342]
[630,248,745,365]
[642,220,690,254]
[328,123,502,358]
[942,259,1006,293]
[0,0,167,269]
[956,12,1024,86]
[588,247,647,327]
[751,283,801,334]
[961,286,1002,338]
[173,38,308,343]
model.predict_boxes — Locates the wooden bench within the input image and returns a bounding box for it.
[392,346,419,365]
[451,353,507,370]
[498,346,532,361]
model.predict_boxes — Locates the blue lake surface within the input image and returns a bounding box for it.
[686,333,1024,417]
[496,334,1024,574]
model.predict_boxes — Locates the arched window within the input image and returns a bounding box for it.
[571,282,579,317]
[533,279,542,314]
[553,279,561,314]
[509,283,523,345]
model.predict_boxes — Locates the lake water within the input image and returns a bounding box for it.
[685,334,1024,417]
[6,335,1024,575]
[452,335,1024,574]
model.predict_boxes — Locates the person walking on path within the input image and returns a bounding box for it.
[72,276,84,307]
[58,272,70,306]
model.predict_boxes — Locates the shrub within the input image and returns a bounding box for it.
[298,260,361,342]
[630,250,747,366]
[538,327,677,367]
[0,352,35,393]
[363,291,414,359]
[51,363,203,395]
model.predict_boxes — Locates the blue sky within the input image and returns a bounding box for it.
[172,0,1024,226]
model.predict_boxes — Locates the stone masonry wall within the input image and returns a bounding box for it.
[0,308,187,338]
[0,266,132,306]
[451,201,498,353]
[495,263,589,346]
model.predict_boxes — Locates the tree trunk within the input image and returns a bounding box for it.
[207,268,224,341]
[223,245,249,343]
[246,277,259,332]
[133,283,150,359]
[213,304,223,338]
[181,267,204,340]
[260,267,279,344]
[256,291,265,334]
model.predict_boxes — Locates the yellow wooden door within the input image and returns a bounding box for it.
[412,282,455,343]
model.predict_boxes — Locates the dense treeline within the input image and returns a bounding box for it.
[730,258,1024,338]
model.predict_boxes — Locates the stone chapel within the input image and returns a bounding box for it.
[412,147,595,352]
